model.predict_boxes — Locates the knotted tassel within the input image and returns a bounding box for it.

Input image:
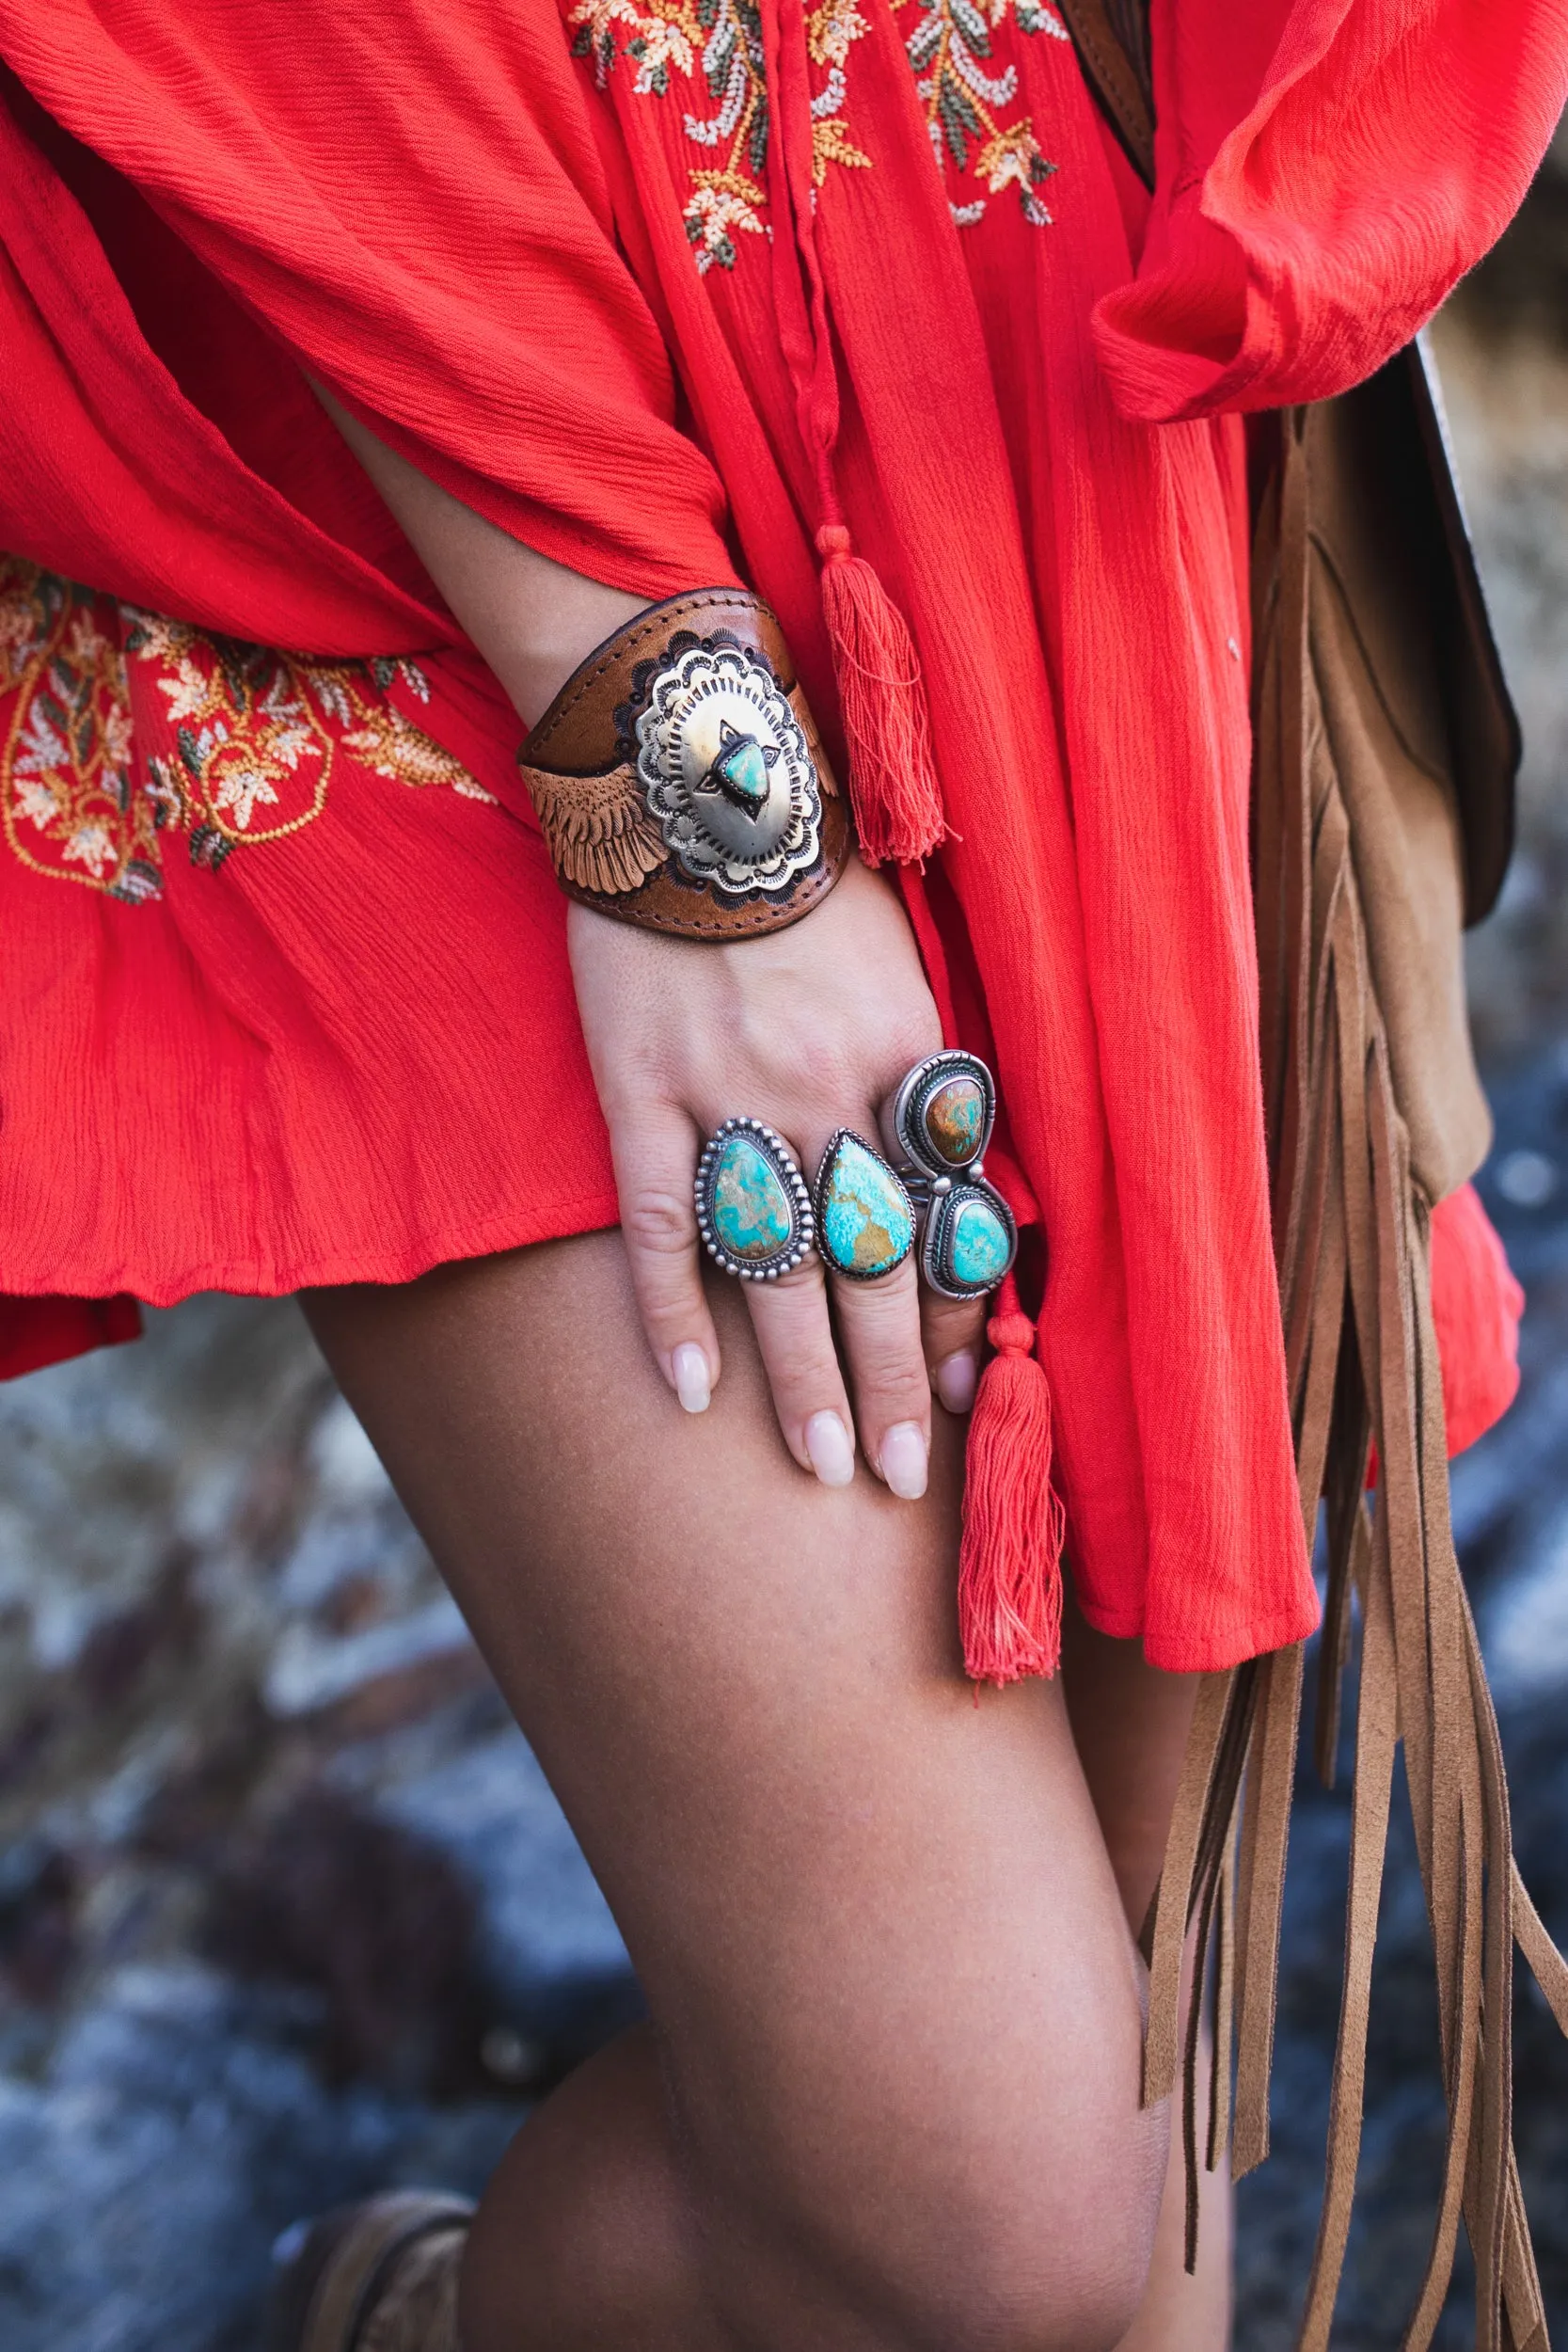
[816,522,946,867]
[958,1273,1066,1684]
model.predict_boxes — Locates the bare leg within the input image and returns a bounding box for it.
[305,1232,1168,2352]
[1062,1605,1233,2352]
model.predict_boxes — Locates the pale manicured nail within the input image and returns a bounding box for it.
[879,1422,928,1501]
[804,1409,856,1488]
[673,1343,711,1415]
[933,1349,978,1417]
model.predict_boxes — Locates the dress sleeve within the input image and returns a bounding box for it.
[0,0,737,602]
[1092,0,1568,421]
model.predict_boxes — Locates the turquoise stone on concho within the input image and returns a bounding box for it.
[711,1134,795,1263]
[819,1136,913,1279]
[712,731,772,815]
[942,1192,1012,1292]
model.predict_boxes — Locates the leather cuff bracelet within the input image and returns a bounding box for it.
[516,590,850,939]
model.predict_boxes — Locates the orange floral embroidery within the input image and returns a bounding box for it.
[0,559,492,903]
[567,0,1065,263]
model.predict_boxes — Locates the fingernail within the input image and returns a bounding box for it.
[804,1410,856,1488]
[879,1422,928,1502]
[672,1343,711,1415]
[933,1349,978,1417]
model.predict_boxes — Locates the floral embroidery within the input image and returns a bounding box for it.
[566,0,1066,269]
[892,0,1066,226]
[806,0,873,184]
[0,559,492,903]
[568,0,773,272]
[1,568,159,902]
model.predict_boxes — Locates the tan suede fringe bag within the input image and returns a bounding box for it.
[1056,6,1568,2343]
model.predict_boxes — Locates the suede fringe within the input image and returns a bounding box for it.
[1143,413,1568,2347]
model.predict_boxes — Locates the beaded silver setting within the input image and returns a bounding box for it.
[694,1117,816,1281]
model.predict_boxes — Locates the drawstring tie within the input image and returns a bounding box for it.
[768,0,944,866]
[959,1271,1067,1683]
[768,0,1060,1677]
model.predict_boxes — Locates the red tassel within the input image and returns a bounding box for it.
[816,523,945,867]
[958,1275,1066,1685]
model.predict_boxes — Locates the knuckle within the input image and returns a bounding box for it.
[924,1294,988,1352]
[763,1257,829,1308]
[840,1297,927,1397]
[750,1289,839,1389]
[621,1185,696,1261]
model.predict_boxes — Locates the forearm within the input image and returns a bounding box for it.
[312,385,649,728]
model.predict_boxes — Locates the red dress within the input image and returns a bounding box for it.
[0,0,1558,1664]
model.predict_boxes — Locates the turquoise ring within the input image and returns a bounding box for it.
[812,1131,916,1281]
[886,1049,1019,1300]
[695,1118,815,1281]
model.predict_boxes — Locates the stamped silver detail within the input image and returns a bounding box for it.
[636,642,823,898]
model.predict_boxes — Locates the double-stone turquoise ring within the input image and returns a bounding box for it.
[694,1050,1018,1301]
[887,1050,1017,1298]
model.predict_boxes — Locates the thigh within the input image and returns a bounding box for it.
[304,1232,1159,2273]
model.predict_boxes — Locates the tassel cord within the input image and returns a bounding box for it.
[762,0,945,866]
[957,1272,1066,1686]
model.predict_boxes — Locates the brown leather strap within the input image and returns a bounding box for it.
[517,589,849,940]
[1052,0,1154,187]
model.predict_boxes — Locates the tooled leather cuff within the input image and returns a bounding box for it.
[515,589,850,939]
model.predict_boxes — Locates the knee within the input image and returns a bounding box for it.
[717,2075,1166,2352]
[853,2126,1162,2352]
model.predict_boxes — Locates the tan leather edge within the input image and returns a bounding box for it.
[297,2194,471,2352]
[524,589,794,772]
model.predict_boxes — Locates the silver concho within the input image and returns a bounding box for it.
[635,641,823,898]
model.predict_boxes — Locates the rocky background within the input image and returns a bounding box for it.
[2,135,1567,2352]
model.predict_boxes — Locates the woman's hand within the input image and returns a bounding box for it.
[300,402,978,1485]
[569,858,987,1497]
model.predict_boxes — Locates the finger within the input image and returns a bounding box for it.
[610,1109,721,1414]
[920,1288,989,1418]
[741,1257,859,1489]
[828,1249,933,1499]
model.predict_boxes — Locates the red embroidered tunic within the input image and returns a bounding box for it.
[0,0,1558,1665]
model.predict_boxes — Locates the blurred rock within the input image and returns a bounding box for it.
[0,1298,635,2352]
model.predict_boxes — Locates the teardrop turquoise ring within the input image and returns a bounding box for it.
[812,1131,916,1281]
[694,1118,816,1281]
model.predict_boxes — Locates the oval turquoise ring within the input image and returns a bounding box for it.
[694,1118,815,1281]
[812,1130,916,1281]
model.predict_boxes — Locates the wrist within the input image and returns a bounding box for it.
[517,589,851,940]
